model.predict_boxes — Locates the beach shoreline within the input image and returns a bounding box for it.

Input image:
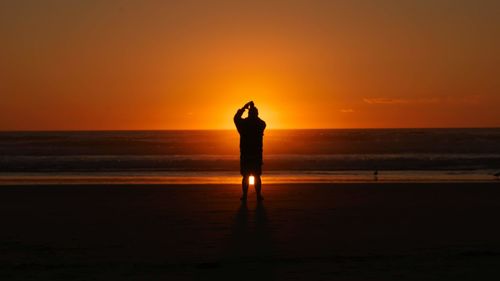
[1,170,498,185]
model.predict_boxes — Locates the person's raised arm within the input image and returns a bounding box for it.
[234,107,245,124]
[234,101,253,124]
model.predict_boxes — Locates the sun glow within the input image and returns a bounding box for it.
[249,175,255,185]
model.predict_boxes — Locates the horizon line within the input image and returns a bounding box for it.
[1,126,499,133]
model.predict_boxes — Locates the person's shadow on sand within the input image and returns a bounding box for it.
[231,200,272,257]
[196,201,274,280]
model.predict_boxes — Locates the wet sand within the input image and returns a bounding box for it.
[1,183,500,280]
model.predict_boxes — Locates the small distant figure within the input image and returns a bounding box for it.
[234,101,266,201]
[374,169,379,181]
[494,171,500,180]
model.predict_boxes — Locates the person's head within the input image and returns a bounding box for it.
[248,106,259,118]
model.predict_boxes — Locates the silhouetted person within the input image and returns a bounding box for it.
[234,101,266,201]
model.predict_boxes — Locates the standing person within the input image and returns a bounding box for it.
[234,101,266,201]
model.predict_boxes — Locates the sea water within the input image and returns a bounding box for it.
[1,129,499,184]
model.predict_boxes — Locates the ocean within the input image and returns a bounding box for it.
[1,129,499,184]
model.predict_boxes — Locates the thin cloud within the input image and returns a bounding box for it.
[444,95,483,104]
[363,97,439,104]
[364,95,483,105]
[340,109,355,113]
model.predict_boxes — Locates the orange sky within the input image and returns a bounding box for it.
[1,1,499,130]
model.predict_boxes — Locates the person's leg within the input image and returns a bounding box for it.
[255,175,263,200]
[241,174,249,200]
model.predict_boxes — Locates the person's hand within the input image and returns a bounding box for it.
[243,101,253,109]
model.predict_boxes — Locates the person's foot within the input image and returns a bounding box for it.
[257,195,264,201]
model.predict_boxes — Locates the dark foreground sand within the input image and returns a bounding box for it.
[1,183,500,280]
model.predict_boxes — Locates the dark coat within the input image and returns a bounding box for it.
[234,108,266,175]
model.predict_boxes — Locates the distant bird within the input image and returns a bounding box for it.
[494,171,500,180]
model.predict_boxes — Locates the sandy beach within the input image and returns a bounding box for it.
[1,182,500,280]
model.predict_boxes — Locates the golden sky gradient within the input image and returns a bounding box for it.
[1,0,499,130]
